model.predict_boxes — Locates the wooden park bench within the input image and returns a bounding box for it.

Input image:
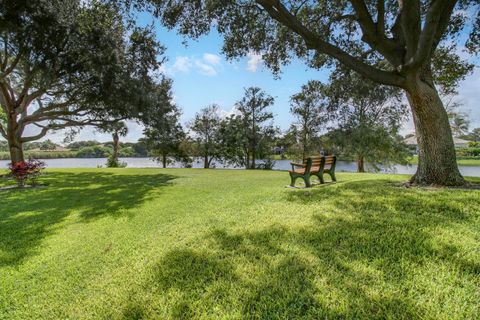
[289,155,337,188]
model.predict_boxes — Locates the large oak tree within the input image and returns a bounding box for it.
[0,0,165,163]
[132,0,478,185]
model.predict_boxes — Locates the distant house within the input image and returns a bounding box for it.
[272,146,285,155]
[405,136,470,149]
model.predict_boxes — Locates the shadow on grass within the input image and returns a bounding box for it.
[0,171,177,267]
[153,249,237,319]
[133,178,479,319]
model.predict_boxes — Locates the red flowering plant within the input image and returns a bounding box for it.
[9,159,46,187]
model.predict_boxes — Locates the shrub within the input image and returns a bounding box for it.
[118,147,135,157]
[76,146,111,158]
[256,158,276,170]
[106,155,127,168]
[8,159,46,187]
[456,147,480,157]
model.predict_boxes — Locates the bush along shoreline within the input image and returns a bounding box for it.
[0,140,148,160]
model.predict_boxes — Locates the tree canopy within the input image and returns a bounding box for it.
[220,87,276,169]
[290,80,329,158]
[133,0,477,88]
[188,104,223,169]
[140,77,190,168]
[0,0,166,162]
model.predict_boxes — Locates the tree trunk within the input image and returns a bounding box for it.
[357,155,365,173]
[302,130,307,159]
[112,132,119,163]
[406,79,465,186]
[162,153,167,168]
[251,152,256,169]
[9,138,24,163]
[204,153,209,168]
[6,116,24,163]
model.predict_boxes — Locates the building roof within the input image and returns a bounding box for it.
[404,136,470,146]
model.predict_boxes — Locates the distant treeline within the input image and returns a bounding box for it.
[0,140,148,160]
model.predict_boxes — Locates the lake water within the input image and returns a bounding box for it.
[1,157,479,177]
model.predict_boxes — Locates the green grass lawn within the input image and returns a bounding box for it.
[1,169,479,319]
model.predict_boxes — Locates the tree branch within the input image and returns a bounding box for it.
[18,96,79,125]
[21,127,50,143]
[22,114,126,144]
[376,0,385,36]
[256,0,405,87]
[17,88,46,113]
[0,82,13,109]
[406,0,457,69]
[398,0,421,64]
[20,116,117,143]
[350,0,403,66]
[0,44,22,80]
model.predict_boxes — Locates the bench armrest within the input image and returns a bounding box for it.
[290,162,306,170]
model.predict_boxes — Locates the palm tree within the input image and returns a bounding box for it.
[98,121,128,166]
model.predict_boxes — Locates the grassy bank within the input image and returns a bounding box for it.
[1,169,479,319]
[407,155,480,166]
[273,154,480,166]
[0,151,78,160]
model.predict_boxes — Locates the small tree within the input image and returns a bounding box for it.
[273,125,298,159]
[290,81,329,158]
[145,108,187,168]
[217,115,249,168]
[235,87,275,169]
[321,70,410,172]
[444,97,470,138]
[188,105,222,169]
[141,78,190,168]
[472,128,480,142]
[98,122,128,167]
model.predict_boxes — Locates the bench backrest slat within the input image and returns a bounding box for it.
[324,155,337,169]
[300,155,336,174]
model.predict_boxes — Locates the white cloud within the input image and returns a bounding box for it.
[203,53,221,66]
[457,67,480,128]
[246,52,263,72]
[166,53,223,77]
[171,56,192,73]
[195,60,218,76]
[216,105,240,119]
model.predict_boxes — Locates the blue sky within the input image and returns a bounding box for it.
[139,12,330,129]
[37,11,480,143]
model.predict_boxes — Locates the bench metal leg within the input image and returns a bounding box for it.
[315,172,325,184]
[290,175,297,187]
[289,174,312,188]
[330,171,336,182]
[303,175,311,188]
